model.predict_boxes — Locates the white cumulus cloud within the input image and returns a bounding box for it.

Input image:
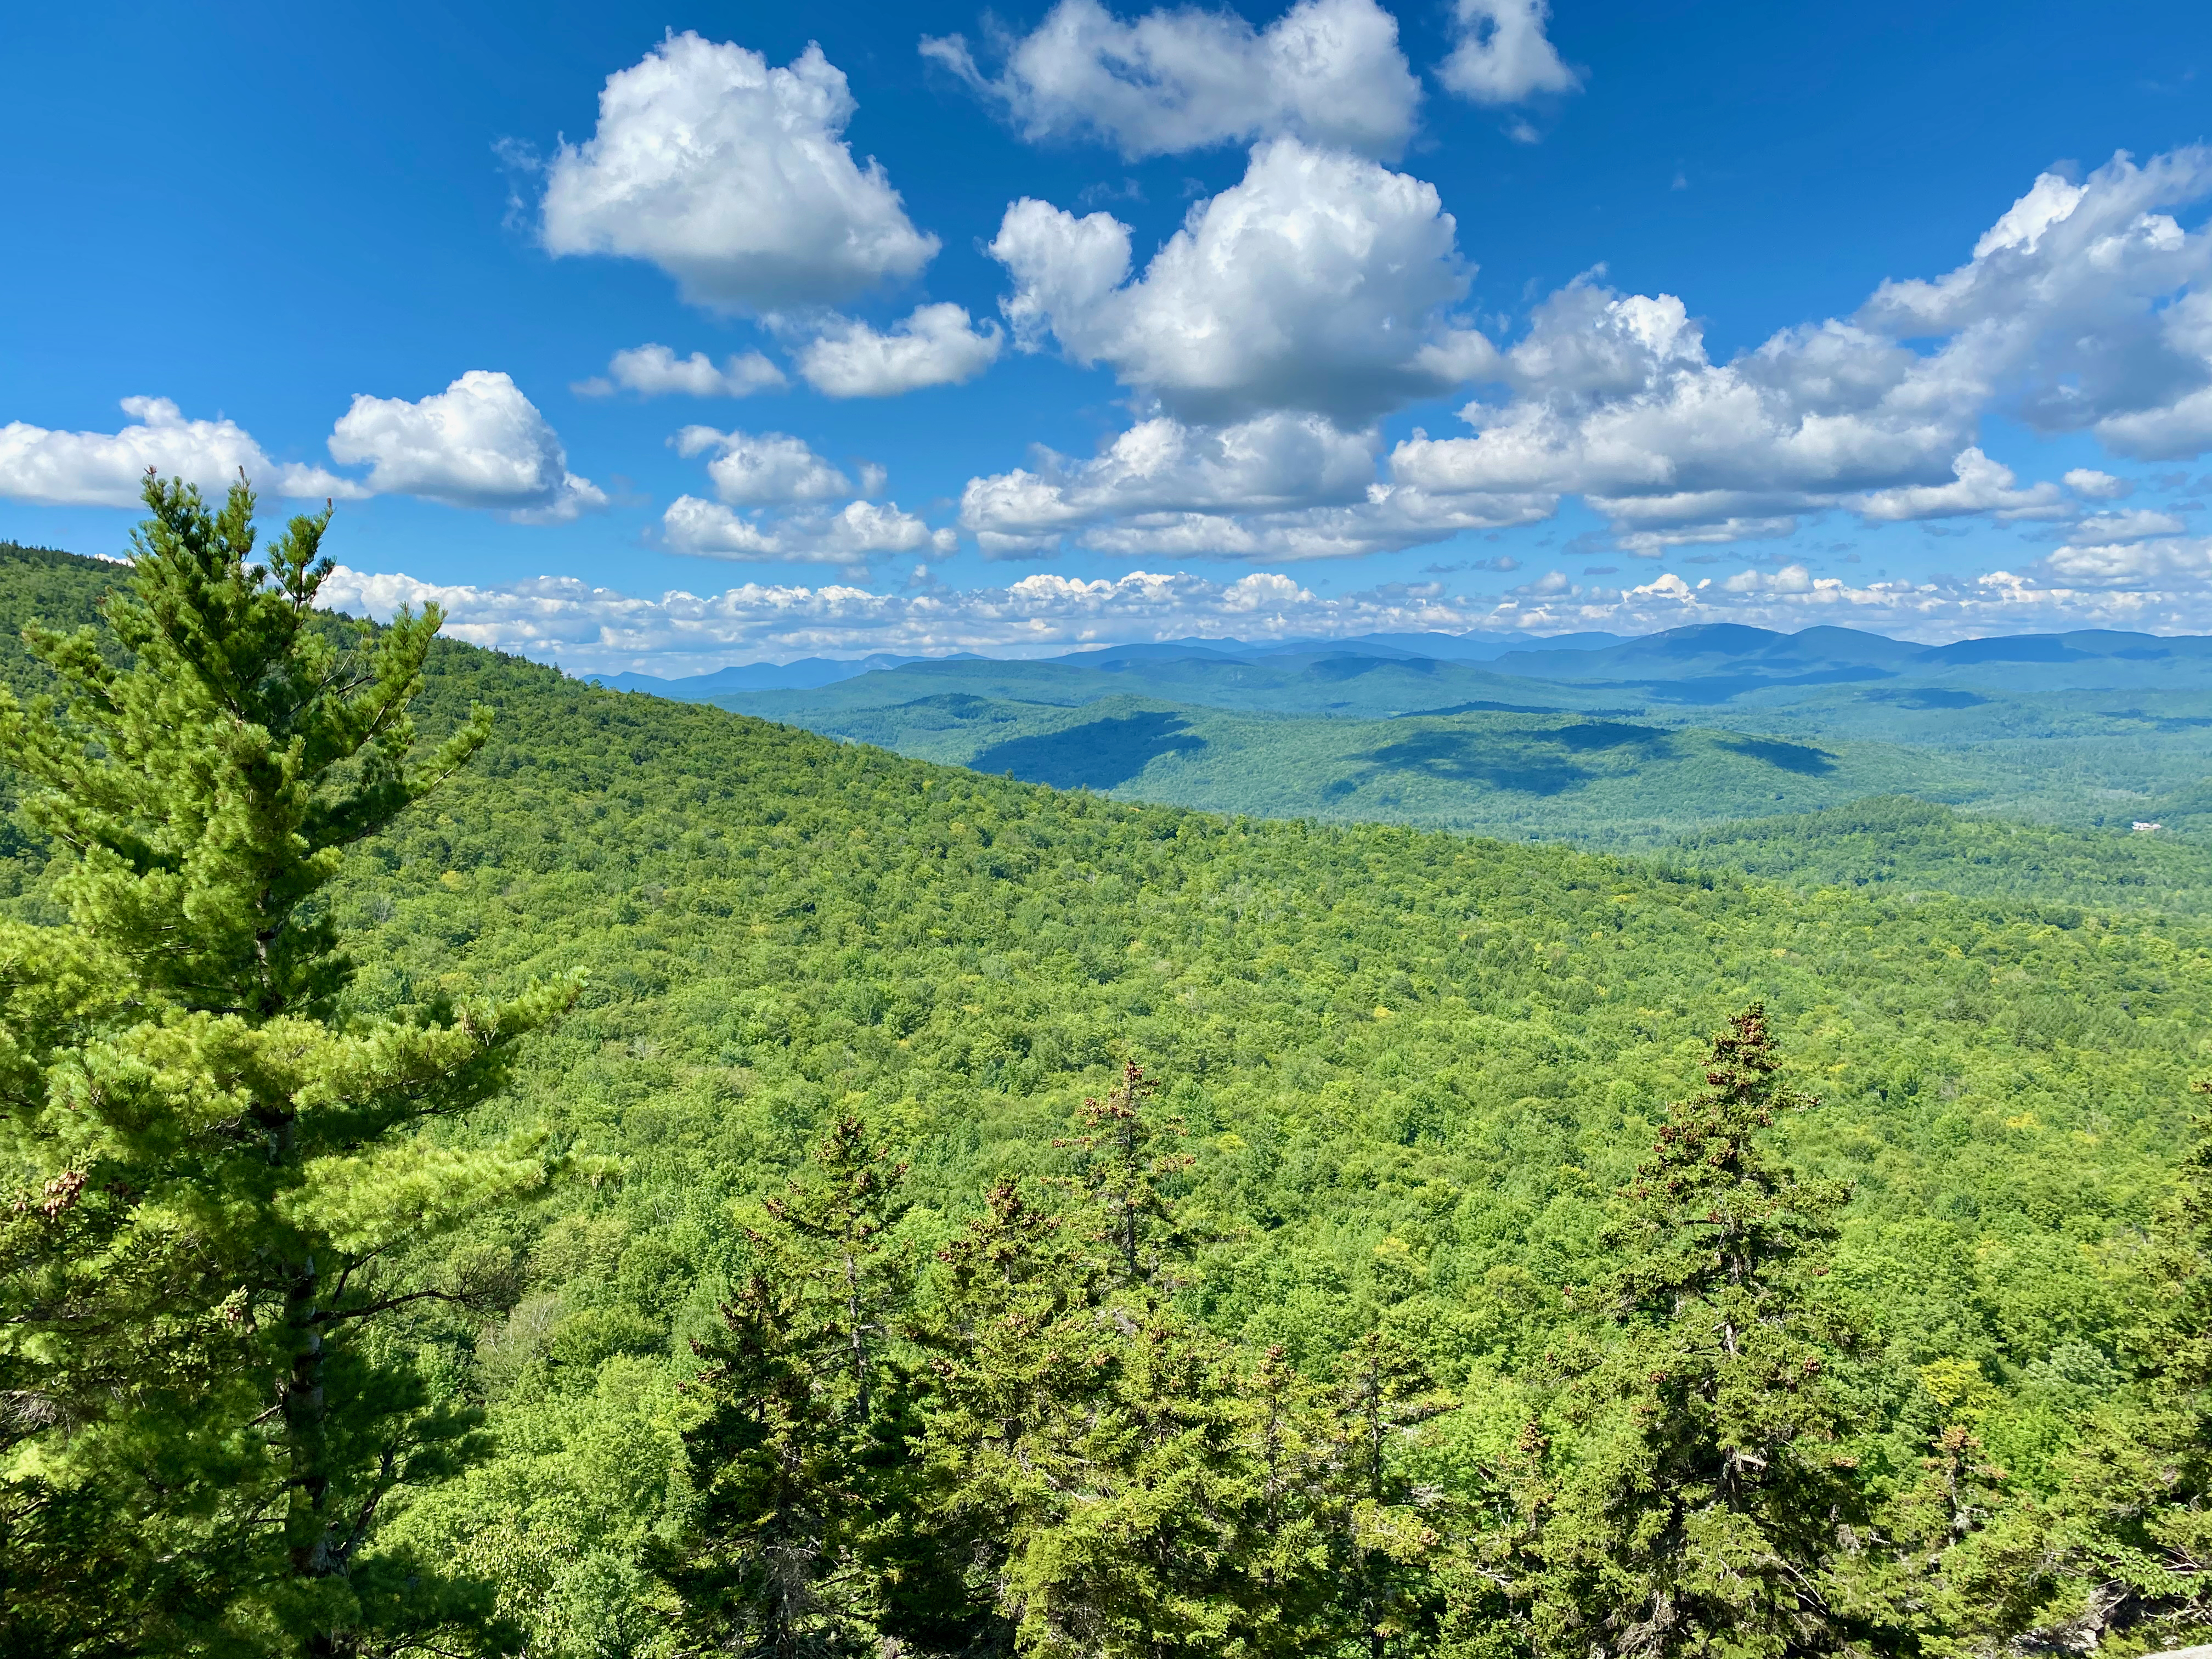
[1859,150,2212,456]
[1438,0,1581,107]
[2063,467,2134,499]
[2034,537,2212,589]
[662,496,957,566]
[663,425,946,567]
[575,344,787,398]
[327,371,606,523]
[317,551,2212,679]
[0,397,361,508]
[1377,150,2212,552]
[921,0,1420,160]
[1852,447,2065,522]
[794,303,1004,397]
[991,137,1495,423]
[673,427,856,506]
[2066,509,2188,544]
[958,411,1551,560]
[539,32,938,313]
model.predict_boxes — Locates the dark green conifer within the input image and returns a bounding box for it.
[670,1114,924,1659]
[0,475,573,1655]
[1053,1060,1201,1289]
[1320,1331,1460,1659]
[1522,1005,1882,1659]
[924,1072,1264,1659]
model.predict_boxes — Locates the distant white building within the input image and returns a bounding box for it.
[2134,820,2163,833]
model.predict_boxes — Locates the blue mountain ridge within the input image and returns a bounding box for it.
[581,624,2212,701]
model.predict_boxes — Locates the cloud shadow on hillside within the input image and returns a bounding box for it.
[1359,722,1673,795]
[972,712,1207,789]
[1717,735,1837,774]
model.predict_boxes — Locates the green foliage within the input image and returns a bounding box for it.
[0,481,572,1655]
[2028,1090,2212,1653]
[1518,1007,1882,1659]
[697,647,2212,848]
[7,539,2212,1655]
[1055,1062,1203,1288]
[920,1110,1267,1659]
[668,1115,926,1659]
[306,638,2211,1649]
[1673,798,2212,917]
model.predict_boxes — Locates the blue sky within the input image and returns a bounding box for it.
[3,0,2209,670]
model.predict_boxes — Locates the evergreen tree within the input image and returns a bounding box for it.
[1236,1345,1336,1658]
[1318,1332,1460,1659]
[924,1074,1267,1659]
[1520,1005,1883,1659]
[2008,1080,2212,1652]
[0,475,573,1655]
[1883,1420,2059,1657]
[1053,1061,1201,1290]
[669,1115,931,1659]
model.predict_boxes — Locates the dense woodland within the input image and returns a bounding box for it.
[2,495,2211,1657]
[699,631,2212,847]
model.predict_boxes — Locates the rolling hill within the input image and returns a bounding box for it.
[673,628,2212,845]
[6,537,2212,1646]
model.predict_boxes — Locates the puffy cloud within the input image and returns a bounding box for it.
[991,137,1494,423]
[674,427,855,506]
[921,0,1420,160]
[574,344,786,398]
[1438,0,1581,107]
[2065,509,2188,544]
[958,412,1550,560]
[2089,289,2212,458]
[0,396,360,508]
[1383,151,2212,552]
[319,549,2212,679]
[1852,447,2065,522]
[2034,537,2212,589]
[1719,563,1815,594]
[794,303,1003,397]
[3,380,606,524]
[539,32,937,313]
[2064,467,2134,499]
[1387,280,1982,546]
[328,371,606,523]
[663,425,946,567]
[1858,150,2212,455]
[662,496,955,566]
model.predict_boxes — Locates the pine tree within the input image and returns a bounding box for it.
[0,475,574,1655]
[923,1072,1267,1659]
[669,1115,928,1659]
[1521,1005,1883,1659]
[1884,1420,2061,1656]
[1237,1345,1337,1658]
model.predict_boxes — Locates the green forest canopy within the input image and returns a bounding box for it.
[4,533,2211,1652]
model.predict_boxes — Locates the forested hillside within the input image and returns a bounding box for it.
[342,617,2212,1645]
[697,634,2212,844]
[1672,796,2212,915]
[7,531,2212,1654]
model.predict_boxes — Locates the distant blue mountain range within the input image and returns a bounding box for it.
[583,631,1633,696]
[583,624,2212,701]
